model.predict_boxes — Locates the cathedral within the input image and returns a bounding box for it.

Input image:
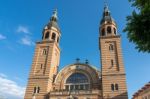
[24,4,128,99]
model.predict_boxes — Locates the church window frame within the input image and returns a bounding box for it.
[42,49,47,55]
[33,87,36,93]
[101,28,105,36]
[33,86,40,94]
[65,73,90,91]
[107,26,112,34]
[37,87,40,93]
[115,84,119,91]
[45,31,50,39]
[109,44,114,51]
[52,32,56,41]
[111,84,115,91]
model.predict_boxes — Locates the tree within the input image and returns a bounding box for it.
[124,0,150,52]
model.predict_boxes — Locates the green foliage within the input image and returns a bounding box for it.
[124,0,150,52]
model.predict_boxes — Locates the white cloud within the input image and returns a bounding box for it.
[20,36,34,46]
[0,34,6,40]
[17,26,30,34]
[0,73,25,99]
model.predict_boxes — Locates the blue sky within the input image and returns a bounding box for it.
[0,0,150,99]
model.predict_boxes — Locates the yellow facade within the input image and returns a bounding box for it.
[24,5,128,99]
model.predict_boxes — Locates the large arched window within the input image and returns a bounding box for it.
[107,26,112,34]
[65,73,90,90]
[66,73,88,83]
[45,32,49,39]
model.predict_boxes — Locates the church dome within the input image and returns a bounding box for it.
[53,63,101,91]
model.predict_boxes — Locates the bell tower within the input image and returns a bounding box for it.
[24,9,61,99]
[99,4,128,99]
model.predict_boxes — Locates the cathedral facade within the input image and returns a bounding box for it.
[24,5,128,99]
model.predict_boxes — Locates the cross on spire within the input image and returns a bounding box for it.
[50,8,58,22]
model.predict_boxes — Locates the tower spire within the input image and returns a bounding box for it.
[44,9,60,31]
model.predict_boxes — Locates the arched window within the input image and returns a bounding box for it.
[107,26,112,34]
[52,33,56,41]
[111,84,114,91]
[109,44,114,51]
[43,49,47,55]
[33,86,40,93]
[37,87,40,93]
[101,28,105,36]
[45,32,49,39]
[114,28,117,35]
[115,84,119,90]
[34,87,36,93]
[66,73,88,83]
[65,73,89,90]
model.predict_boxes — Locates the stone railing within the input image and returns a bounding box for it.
[49,89,101,95]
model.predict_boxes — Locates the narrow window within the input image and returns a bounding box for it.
[34,87,36,93]
[57,37,60,43]
[114,28,116,35]
[101,28,105,36]
[37,87,40,93]
[111,84,114,91]
[52,33,56,41]
[107,26,112,34]
[40,64,43,69]
[115,84,119,90]
[111,60,114,67]
[109,44,114,51]
[45,32,49,39]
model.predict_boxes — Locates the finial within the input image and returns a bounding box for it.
[50,8,58,21]
[53,9,57,18]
